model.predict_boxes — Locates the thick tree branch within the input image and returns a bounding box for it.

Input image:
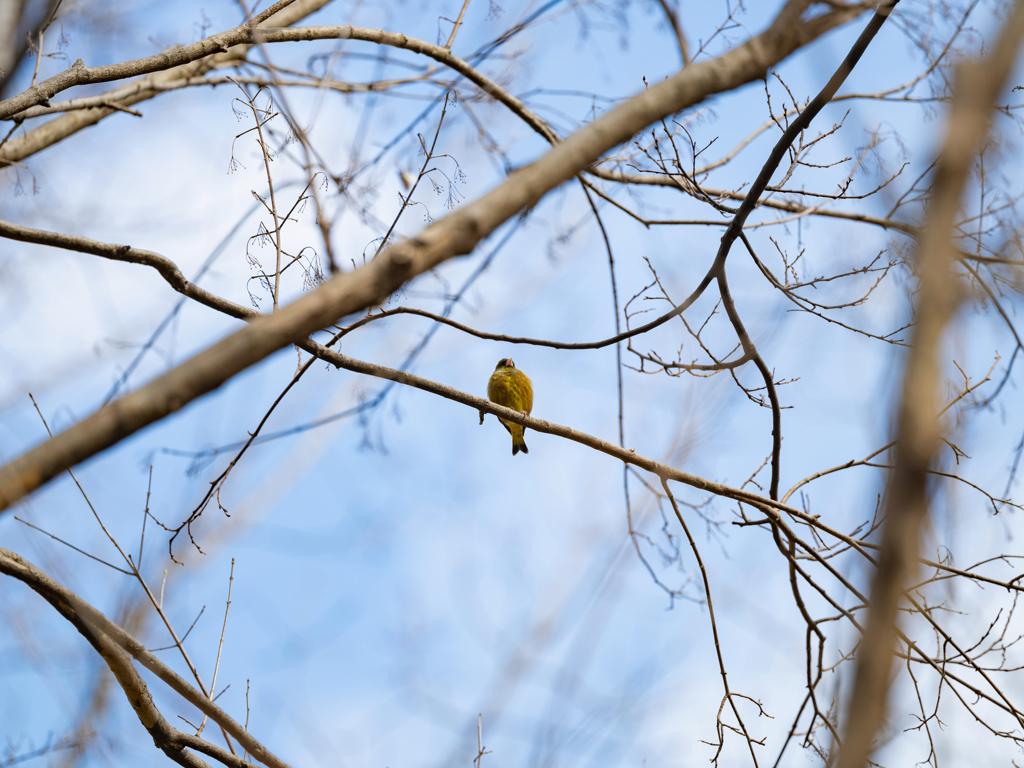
[0,0,869,511]
[834,3,1024,766]
[0,0,332,165]
[0,5,865,165]
[0,548,291,768]
[0,0,297,119]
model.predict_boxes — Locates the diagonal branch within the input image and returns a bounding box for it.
[0,548,291,768]
[0,0,870,511]
[834,2,1024,766]
[0,0,298,119]
[0,0,332,165]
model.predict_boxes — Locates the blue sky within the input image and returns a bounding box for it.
[3,1,1024,766]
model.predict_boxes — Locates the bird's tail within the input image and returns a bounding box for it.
[506,422,529,456]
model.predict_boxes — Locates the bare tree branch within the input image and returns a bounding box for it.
[0,548,291,768]
[0,0,332,165]
[834,3,1024,765]
[0,0,872,511]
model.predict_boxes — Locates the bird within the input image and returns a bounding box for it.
[486,358,534,456]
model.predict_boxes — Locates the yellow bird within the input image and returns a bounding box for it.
[486,358,534,456]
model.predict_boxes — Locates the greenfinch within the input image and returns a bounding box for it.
[487,358,534,456]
